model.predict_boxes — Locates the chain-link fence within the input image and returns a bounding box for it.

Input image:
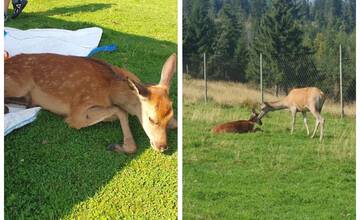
[183,46,355,117]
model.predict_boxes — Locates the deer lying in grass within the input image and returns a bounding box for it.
[5,53,177,153]
[212,109,263,134]
[257,87,325,141]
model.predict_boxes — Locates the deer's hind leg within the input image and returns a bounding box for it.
[5,77,33,107]
[5,96,33,108]
[290,108,297,135]
[309,107,325,141]
[66,105,137,153]
[5,75,32,97]
[302,111,310,136]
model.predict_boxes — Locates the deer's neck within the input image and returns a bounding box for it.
[109,81,142,119]
[268,99,289,111]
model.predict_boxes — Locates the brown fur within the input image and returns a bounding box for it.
[5,53,177,153]
[148,86,173,125]
[5,54,138,115]
[259,87,326,141]
[212,110,262,134]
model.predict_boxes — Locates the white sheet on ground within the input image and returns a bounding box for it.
[5,107,42,136]
[4,27,103,57]
[4,27,103,136]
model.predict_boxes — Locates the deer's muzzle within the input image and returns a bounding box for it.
[151,141,168,152]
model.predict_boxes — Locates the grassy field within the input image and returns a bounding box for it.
[5,0,177,219]
[183,79,355,219]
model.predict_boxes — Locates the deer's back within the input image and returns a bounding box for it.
[286,87,325,111]
[212,120,254,134]
[5,53,139,115]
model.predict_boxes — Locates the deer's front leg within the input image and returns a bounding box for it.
[108,109,137,154]
[66,106,137,153]
[301,111,310,136]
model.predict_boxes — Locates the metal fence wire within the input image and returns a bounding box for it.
[183,46,355,116]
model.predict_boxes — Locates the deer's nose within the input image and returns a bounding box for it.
[157,143,168,152]
[151,141,168,152]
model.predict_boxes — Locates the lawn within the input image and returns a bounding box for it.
[5,0,177,219]
[183,101,355,219]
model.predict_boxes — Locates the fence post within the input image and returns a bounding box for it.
[260,53,263,103]
[339,44,344,118]
[204,53,207,103]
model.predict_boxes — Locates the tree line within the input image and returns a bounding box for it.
[183,0,355,101]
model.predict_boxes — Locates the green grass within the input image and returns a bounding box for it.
[5,0,177,219]
[183,102,355,220]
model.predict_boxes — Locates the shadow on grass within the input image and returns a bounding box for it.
[5,3,177,219]
[37,3,113,16]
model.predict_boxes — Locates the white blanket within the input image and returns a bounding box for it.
[5,106,42,136]
[4,27,103,136]
[5,27,103,57]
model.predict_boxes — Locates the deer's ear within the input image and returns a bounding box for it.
[159,54,176,89]
[127,78,150,98]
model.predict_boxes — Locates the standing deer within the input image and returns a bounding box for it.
[5,53,177,153]
[212,109,263,134]
[257,87,325,141]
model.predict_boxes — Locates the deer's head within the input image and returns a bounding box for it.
[258,102,272,119]
[250,108,263,125]
[127,54,177,152]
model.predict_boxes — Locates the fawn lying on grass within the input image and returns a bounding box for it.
[5,53,177,153]
[212,109,263,134]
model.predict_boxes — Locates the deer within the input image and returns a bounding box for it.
[257,87,325,141]
[5,53,177,153]
[212,109,263,134]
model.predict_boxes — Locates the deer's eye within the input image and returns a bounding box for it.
[149,117,159,125]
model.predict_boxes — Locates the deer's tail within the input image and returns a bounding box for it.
[316,91,326,113]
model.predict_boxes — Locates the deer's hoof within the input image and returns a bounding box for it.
[107,143,136,154]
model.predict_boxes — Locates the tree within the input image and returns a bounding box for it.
[297,0,311,21]
[341,0,356,33]
[249,0,268,20]
[239,0,250,16]
[209,1,247,81]
[194,0,216,54]
[183,0,216,56]
[183,0,355,101]
[247,0,311,93]
[183,0,216,78]
[213,2,239,58]
[324,0,342,28]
